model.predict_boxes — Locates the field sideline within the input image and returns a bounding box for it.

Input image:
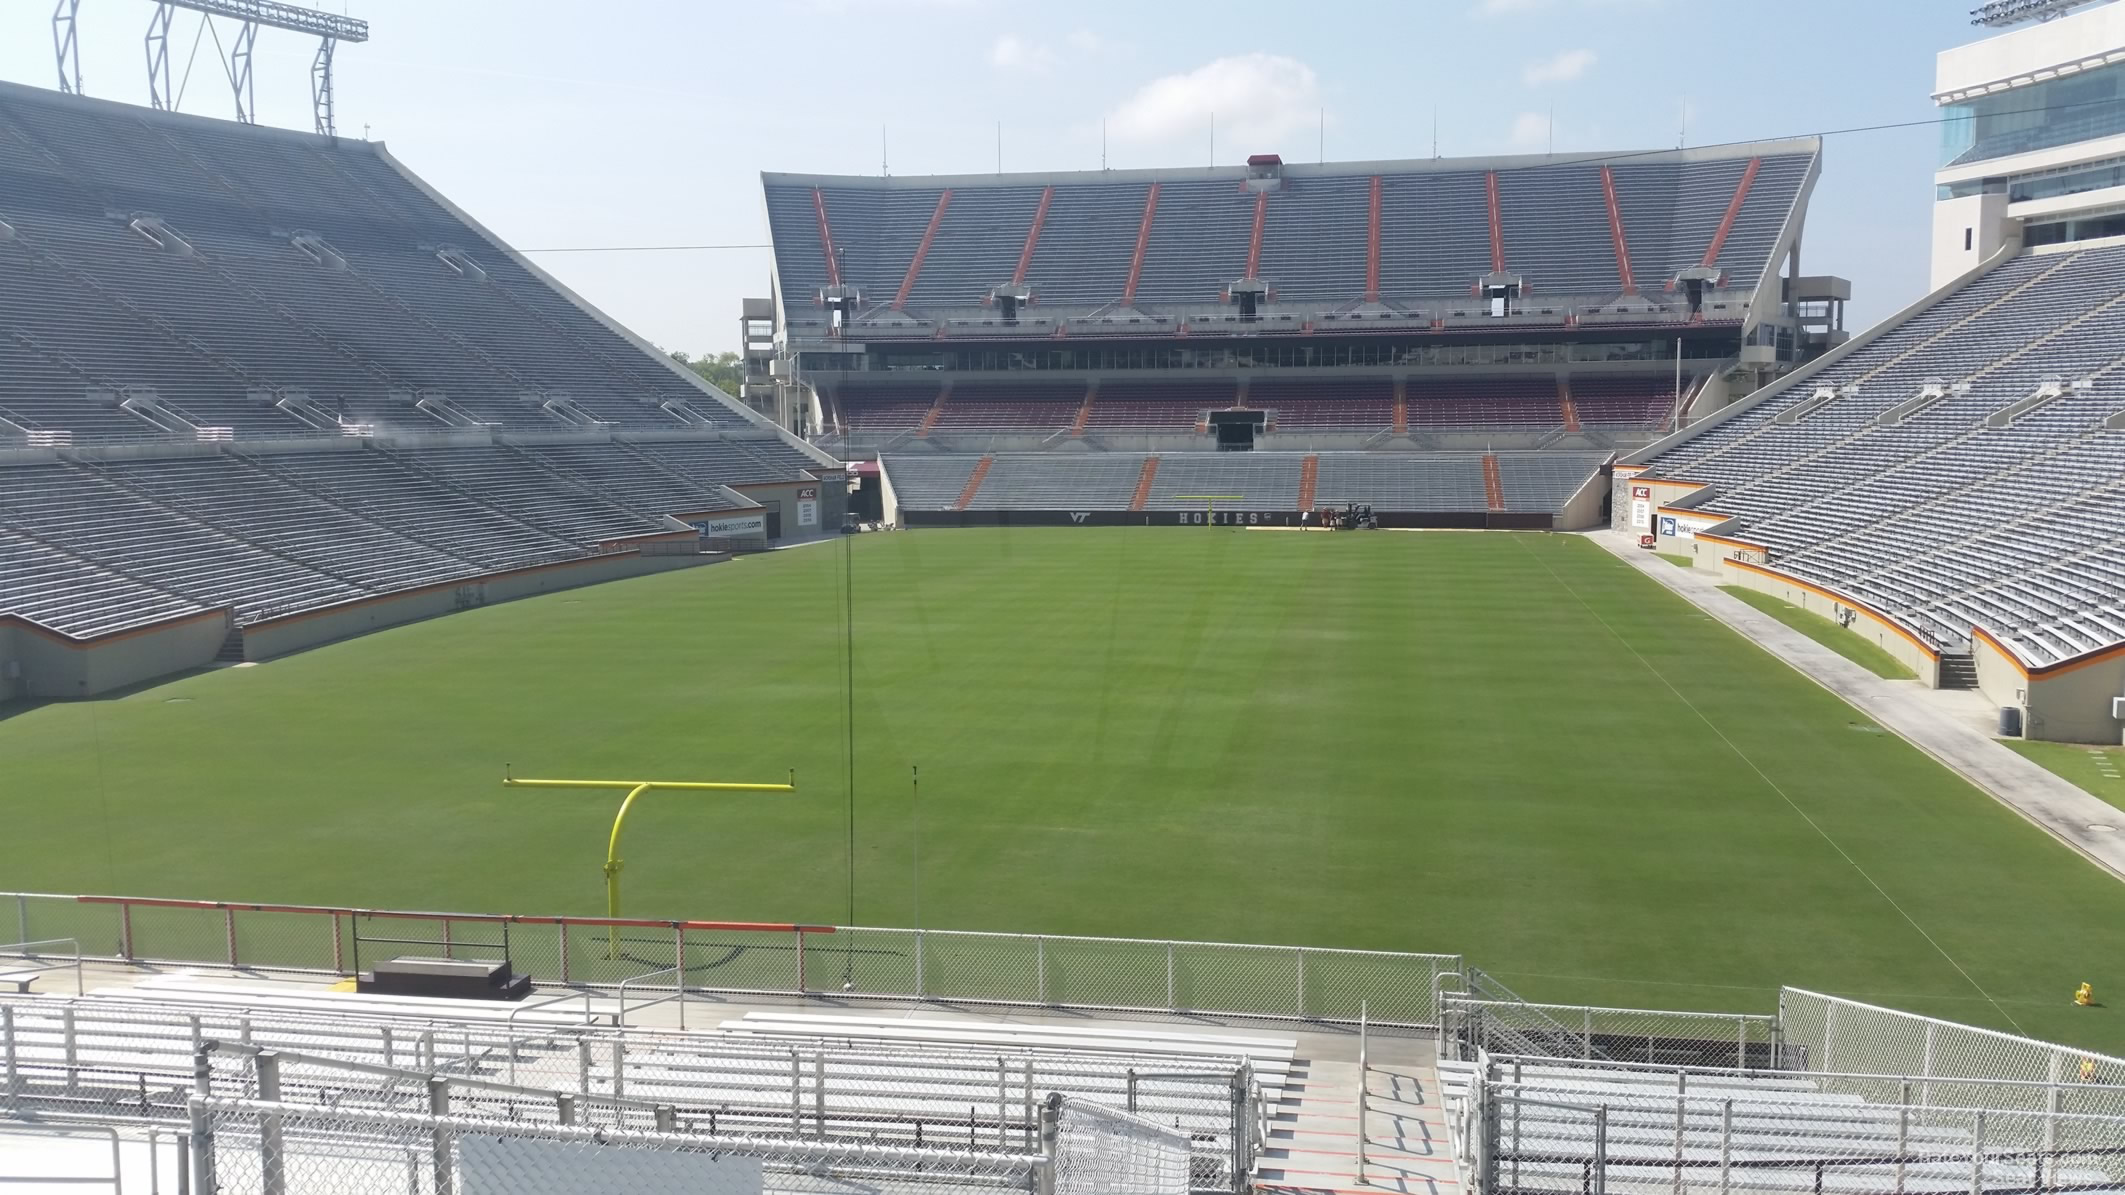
[2,528,2119,1051]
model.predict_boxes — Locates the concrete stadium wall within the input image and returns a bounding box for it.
[240,549,713,663]
[1718,558,1943,688]
[1555,466,1612,531]
[732,476,849,540]
[0,609,230,700]
[1975,628,2125,745]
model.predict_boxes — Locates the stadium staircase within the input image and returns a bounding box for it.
[1129,456,1161,511]
[1392,381,1409,437]
[1482,454,1506,512]
[917,382,952,438]
[1558,379,1581,433]
[1297,455,1319,511]
[953,455,994,510]
[1069,383,1096,437]
[1937,651,1979,689]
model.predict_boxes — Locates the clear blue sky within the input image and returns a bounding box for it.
[2,0,1979,354]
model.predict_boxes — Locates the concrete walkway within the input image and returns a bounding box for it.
[1586,530,2125,882]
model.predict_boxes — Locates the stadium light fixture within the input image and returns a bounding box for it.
[1970,0,2106,27]
[503,772,797,958]
[114,1,369,135]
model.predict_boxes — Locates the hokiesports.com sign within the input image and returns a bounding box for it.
[691,512,767,538]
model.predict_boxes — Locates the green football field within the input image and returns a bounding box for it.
[3,528,2121,1052]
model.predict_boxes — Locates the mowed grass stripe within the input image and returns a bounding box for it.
[0,528,2117,1052]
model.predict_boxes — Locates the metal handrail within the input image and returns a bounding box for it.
[0,1120,123,1190]
[504,989,601,1084]
[0,938,83,996]
[615,965,683,1030]
[1485,1053,2121,1097]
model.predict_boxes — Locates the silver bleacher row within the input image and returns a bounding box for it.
[0,80,757,441]
[0,438,820,640]
[882,452,1606,515]
[1635,242,2125,665]
[1442,1055,2125,1195]
[0,990,1271,1178]
[766,147,1812,318]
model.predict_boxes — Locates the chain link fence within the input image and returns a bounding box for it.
[1778,988,2125,1122]
[1456,1058,2125,1195]
[1443,996,1782,1069]
[3,892,1462,1026]
[1052,1096,1193,1195]
[196,1096,1046,1195]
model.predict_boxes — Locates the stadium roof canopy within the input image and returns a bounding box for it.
[762,138,1820,339]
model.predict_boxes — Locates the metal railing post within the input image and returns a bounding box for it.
[256,1051,285,1195]
[1896,1094,1910,1195]
[795,929,807,993]
[816,1052,827,1138]
[1166,941,1176,1010]
[1,1006,13,1096]
[1231,1067,1248,1195]
[62,1006,77,1093]
[673,924,687,1030]
[1718,1099,1732,1195]
[190,1046,215,1195]
[1294,947,1306,1017]
[1126,1069,1138,1114]
[1583,1008,1594,1059]
[1673,1071,1687,1195]
[1923,1022,1937,1108]
[2045,1054,2061,1156]
[576,1039,589,1094]
[655,1104,676,1132]
[1036,1092,1060,1195]
[1737,1015,1748,1068]
[331,914,344,974]
[556,1093,576,1125]
[559,920,570,984]
[1591,1105,1608,1195]
[1357,1000,1369,1187]
[612,1038,626,1099]
[175,1130,190,1195]
[121,902,135,961]
[915,929,926,998]
[13,895,24,946]
[789,1049,802,1134]
[429,1076,453,1195]
[1036,936,1046,1003]
[224,908,237,967]
[1969,1110,1985,1195]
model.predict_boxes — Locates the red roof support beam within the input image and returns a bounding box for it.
[1013,185,1053,285]
[1600,166,1636,294]
[893,189,953,309]
[1484,171,1505,274]
[1700,157,1762,271]
[811,187,841,288]
[1122,182,1161,306]
[1246,190,1268,279]
[1364,176,1383,302]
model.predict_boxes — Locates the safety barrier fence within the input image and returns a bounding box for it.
[1449,1053,2125,1195]
[1443,994,1785,1070]
[3,890,1463,1026]
[1779,989,2125,1115]
[0,997,1263,1190]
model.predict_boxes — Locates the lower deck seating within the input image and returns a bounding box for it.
[0,435,826,639]
[1631,243,2125,665]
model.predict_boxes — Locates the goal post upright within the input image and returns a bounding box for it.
[504,773,797,957]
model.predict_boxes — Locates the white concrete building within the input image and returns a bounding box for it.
[1934,0,2125,286]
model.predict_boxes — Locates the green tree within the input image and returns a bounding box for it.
[668,350,745,395]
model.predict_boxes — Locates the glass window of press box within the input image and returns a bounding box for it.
[1941,61,2125,169]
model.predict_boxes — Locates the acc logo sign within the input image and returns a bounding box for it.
[1632,485,1652,500]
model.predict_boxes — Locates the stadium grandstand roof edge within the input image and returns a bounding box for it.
[760,135,1822,192]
